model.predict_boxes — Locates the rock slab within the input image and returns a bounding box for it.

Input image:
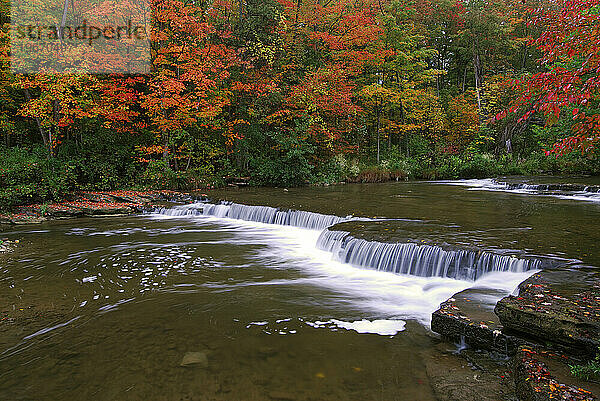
[495,270,600,358]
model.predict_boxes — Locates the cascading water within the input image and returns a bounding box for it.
[316,229,542,281]
[155,201,545,282]
[500,182,600,193]
[443,178,600,202]
[156,201,352,230]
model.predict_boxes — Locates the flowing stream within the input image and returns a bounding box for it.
[1,177,598,400]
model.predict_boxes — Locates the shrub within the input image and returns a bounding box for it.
[347,165,406,183]
[0,146,78,210]
[57,129,145,190]
[459,153,498,178]
[140,160,215,190]
[249,130,315,187]
[570,348,600,382]
[250,155,313,187]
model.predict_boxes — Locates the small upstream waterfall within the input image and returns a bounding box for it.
[316,229,541,281]
[500,182,600,193]
[156,201,352,230]
[445,179,600,202]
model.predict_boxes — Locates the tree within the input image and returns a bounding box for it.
[506,0,600,155]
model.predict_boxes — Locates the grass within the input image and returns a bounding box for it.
[570,347,600,382]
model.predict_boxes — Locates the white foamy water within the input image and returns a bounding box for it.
[151,207,537,327]
[317,229,540,280]
[439,178,600,203]
[330,319,406,335]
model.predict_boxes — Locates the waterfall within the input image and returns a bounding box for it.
[446,179,600,202]
[316,229,542,281]
[156,201,351,231]
[500,182,600,193]
[156,201,547,281]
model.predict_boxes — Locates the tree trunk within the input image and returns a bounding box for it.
[376,97,381,164]
[23,88,51,157]
[162,133,170,172]
[473,51,482,112]
[473,41,487,122]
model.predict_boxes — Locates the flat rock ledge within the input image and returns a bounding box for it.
[0,190,195,225]
[431,289,533,355]
[432,269,600,400]
[496,270,600,358]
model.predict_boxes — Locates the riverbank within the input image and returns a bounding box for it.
[0,190,195,226]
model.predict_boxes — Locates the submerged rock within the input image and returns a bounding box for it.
[257,346,278,358]
[268,390,296,400]
[180,351,208,368]
[423,345,515,401]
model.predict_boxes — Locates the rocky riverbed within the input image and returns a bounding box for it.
[432,269,600,400]
[0,190,195,225]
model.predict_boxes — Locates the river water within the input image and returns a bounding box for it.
[1,177,598,400]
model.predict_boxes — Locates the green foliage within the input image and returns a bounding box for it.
[58,129,145,190]
[140,160,215,190]
[1,0,599,200]
[249,130,315,187]
[0,146,77,210]
[570,348,600,382]
[380,146,420,178]
[311,155,348,185]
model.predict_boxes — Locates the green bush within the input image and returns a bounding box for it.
[57,129,145,190]
[140,160,215,190]
[0,146,78,210]
[459,153,498,178]
[382,146,419,178]
[250,155,313,187]
[570,347,600,382]
[249,130,315,187]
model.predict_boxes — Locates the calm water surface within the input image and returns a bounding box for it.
[0,178,598,400]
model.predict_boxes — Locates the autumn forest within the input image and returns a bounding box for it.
[1,0,600,209]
